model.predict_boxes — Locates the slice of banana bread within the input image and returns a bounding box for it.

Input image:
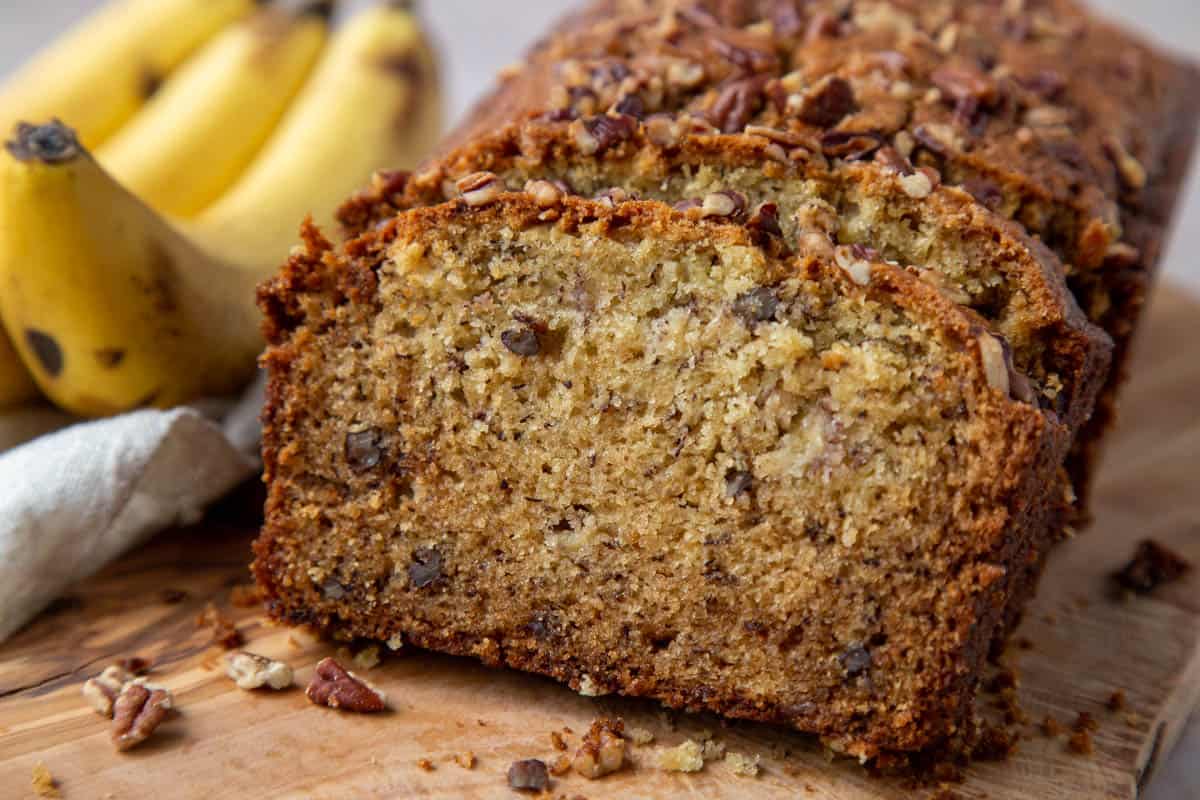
[257,193,1061,757]
[342,0,1199,509]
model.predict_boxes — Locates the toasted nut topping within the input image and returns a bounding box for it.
[644,114,683,147]
[457,172,502,206]
[305,657,387,712]
[834,245,872,286]
[1023,105,1074,128]
[573,718,626,779]
[225,652,294,691]
[899,171,933,199]
[977,332,1011,396]
[666,60,705,89]
[111,682,174,752]
[524,179,564,207]
[700,190,746,219]
[1104,135,1147,190]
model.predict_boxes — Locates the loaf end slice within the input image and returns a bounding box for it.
[257,194,1058,757]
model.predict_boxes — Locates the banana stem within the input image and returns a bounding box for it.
[4,121,83,164]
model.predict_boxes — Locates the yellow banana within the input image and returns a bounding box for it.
[0,329,40,409]
[98,2,334,218]
[190,0,443,267]
[0,0,261,149]
[0,124,261,417]
[0,3,442,417]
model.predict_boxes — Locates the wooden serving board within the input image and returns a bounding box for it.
[1,288,1198,800]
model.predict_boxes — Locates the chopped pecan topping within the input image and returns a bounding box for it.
[573,718,626,779]
[899,171,934,199]
[111,682,174,752]
[820,130,883,161]
[305,657,387,712]
[525,179,564,208]
[709,31,777,74]
[977,332,1011,396]
[572,114,637,155]
[874,145,915,175]
[770,0,804,37]
[644,113,683,147]
[1103,135,1147,190]
[708,76,769,134]
[225,652,294,691]
[724,469,755,498]
[796,76,857,128]
[457,171,503,207]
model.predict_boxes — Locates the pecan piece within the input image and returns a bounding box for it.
[796,76,857,128]
[573,718,626,779]
[507,758,550,791]
[819,130,883,161]
[1112,540,1192,595]
[111,682,174,751]
[457,171,503,207]
[225,652,294,691]
[572,114,637,155]
[82,664,136,717]
[708,75,769,134]
[306,657,387,712]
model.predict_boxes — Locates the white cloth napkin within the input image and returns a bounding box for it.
[0,377,265,641]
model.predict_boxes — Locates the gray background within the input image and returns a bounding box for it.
[1,2,1197,796]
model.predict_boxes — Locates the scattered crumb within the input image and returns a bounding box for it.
[507,758,550,791]
[626,726,654,745]
[1015,637,1034,650]
[352,645,381,670]
[1112,539,1192,595]
[550,730,568,751]
[573,718,626,779]
[1073,712,1098,733]
[229,584,263,608]
[477,719,488,727]
[31,762,59,798]
[452,751,476,770]
[725,751,761,777]
[1067,730,1094,756]
[416,758,435,771]
[1040,715,1063,737]
[549,754,572,776]
[117,657,151,675]
[160,588,188,604]
[1106,691,1127,712]
[385,634,404,651]
[701,738,726,761]
[195,603,243,649]
[972,723,1018,762]
[577,675,604,697]
[985,668,1017,693]
[657,740,704,773]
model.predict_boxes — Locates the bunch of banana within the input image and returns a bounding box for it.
[0,1,442,416]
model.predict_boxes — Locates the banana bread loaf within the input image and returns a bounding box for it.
[256,0,1197,762]
[342,0,1200,510]
[258,194,1061,757]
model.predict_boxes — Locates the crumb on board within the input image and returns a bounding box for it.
[550,730,568,751]
[160,588,188,604]
[1112,539,1192,595]
[195,603,243,649]
[1107,691,1127,712]
[31,761,59,798]
[229,584,263,608]
[1015,636,1034,650]
[1067,730,1094,756]
[725,751,762,777]
[549,754,572,776]
[1041,715,1063,737]
[1073,712,1098,733]
[701,738,726,761]
[452,751,476,769]
[626,726,654,745]
[417,758,436,771]
[972,723,1018,762]
[657,739,705,772]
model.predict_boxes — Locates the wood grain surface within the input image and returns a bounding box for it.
[0,288,1197,800]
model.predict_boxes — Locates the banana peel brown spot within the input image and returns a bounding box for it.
[24,329,63,378]
[140,67,164,101]
[95,348,126,369]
